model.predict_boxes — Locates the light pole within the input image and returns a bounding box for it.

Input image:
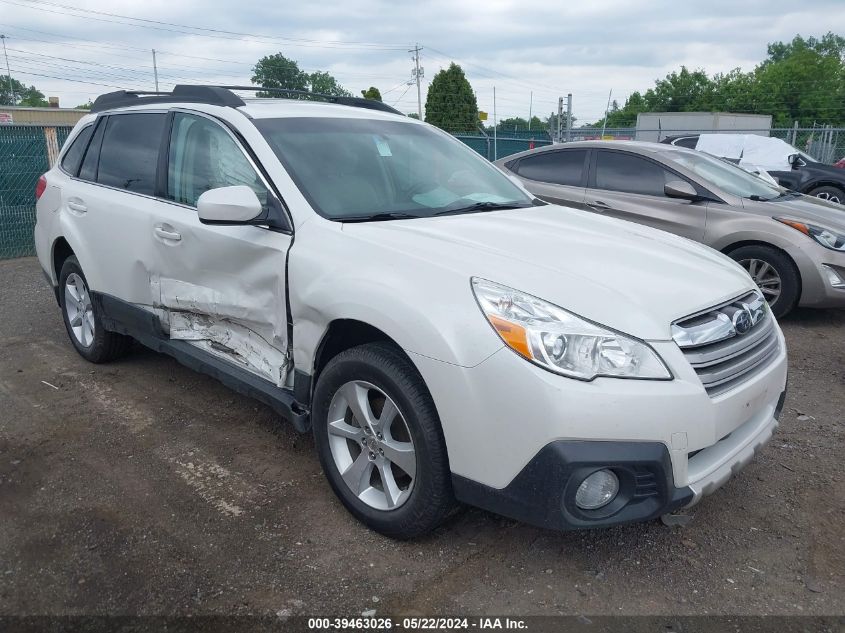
[1,35,14,105]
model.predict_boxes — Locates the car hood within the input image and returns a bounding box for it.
[744,194,845,229]
[343,205,756,340]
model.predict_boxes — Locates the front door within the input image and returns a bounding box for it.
[148,111,292,387]
[586,149,707,242]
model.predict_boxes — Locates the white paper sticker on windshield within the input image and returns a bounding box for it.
[374,136,392,157]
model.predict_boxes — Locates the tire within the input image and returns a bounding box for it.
[726,245,800,318]
[808,185,844,205]
[312,342,455,539]
[59,255,133,363]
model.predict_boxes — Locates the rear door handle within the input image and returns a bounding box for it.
[66,198,87,214]
[154,225,182,242]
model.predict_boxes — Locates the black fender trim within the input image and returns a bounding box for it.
[92,292,310,433]
[452,441,693,531]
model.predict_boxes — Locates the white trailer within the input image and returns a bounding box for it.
[635,112,772,142]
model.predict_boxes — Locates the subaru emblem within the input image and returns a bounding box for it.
[732,307,753,335]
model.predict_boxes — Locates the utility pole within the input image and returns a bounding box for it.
[566,93,572,141]
[1,35,14,105]
[152,49,159,92]
[410,44,423,119]
[528,91,533,131]
[493,86,497,160]
[557,96,563,143]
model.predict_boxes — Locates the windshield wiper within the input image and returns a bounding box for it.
[434,201,533,216]
[333,212,423,223]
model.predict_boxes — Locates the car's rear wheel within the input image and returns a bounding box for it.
[727,245,800,318]
[312,342,455,539]
[808,185,844,204]
[59,256,133,362]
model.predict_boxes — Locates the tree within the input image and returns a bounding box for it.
[74,100,94,110]
[424,63,478,132]
[0,75,48,107]
[407,112,420,119]
[251,53,308,95]
[308,71,351,97]
[361,86,382,101]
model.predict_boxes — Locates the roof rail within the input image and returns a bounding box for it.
[91,84,404,116]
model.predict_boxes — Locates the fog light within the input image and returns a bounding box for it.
[575,469,619,510]
[822,265,845,289]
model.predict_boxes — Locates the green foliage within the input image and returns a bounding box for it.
[0,76,48,107]
[593,32,845,127]
[361,86,382,101]
[74,100,94,110]
[407,112,420,119]
[424,63,478,132]
[252,53,309,94]
[495,115,548,131]
[308,71,351,97]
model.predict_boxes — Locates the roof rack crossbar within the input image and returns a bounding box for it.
[90,84,404,116]
[216,86,403,115]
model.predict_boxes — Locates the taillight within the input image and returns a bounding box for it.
[35,175,47,200]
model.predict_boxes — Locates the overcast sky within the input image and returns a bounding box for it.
[2,0,844,124]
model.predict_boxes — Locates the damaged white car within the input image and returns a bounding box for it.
[35,86,788,538]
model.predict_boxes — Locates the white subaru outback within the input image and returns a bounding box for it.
[34,85,788,538]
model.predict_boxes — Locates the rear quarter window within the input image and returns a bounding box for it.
[60,124,94,176]
[515,150,587,186]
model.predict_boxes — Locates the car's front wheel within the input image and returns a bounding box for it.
[312,342,455,539]
[59,255,133,362]
[727,245,800,318]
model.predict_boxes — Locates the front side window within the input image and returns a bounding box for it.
[60,124,94,176]
[254,117,534,220]
[516,150,587,186]
[594,151,677,197]
[97,113,166,195]
[167,113,269,208]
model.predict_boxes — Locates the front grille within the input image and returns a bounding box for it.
[672,291,780,397]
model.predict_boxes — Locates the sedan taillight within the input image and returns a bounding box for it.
[35,175,47,200]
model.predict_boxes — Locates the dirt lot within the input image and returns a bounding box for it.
[1,256,843,618]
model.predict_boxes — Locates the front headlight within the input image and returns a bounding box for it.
[775,217,845,251]
[471,278,671,381]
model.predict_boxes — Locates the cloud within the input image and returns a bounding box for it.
[2,0,843,121]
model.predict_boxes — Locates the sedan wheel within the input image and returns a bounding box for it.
[738,258,782,304]
[326,380,416,511]
[64,272,95,347]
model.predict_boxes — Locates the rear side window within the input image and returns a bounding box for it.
[60,124,94,176]
[515,150,587,186]
[594,151,675,197]
[166,113,268,208]
[97,113,167,195]
[79,119,106,182]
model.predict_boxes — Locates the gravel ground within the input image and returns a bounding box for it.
[1,256,843,618]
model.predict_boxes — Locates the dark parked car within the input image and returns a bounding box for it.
[662,134,845,204]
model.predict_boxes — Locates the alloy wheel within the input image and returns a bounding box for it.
[739,258,782,304]
[816,191,842,204]
[64,272,95,347]
[327,380,416,511]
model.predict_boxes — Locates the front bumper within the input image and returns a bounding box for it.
[408,320,788,531]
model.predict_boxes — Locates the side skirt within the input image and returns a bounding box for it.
[92,292,310,432]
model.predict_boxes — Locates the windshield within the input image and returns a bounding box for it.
[254,117,534,220]
[668,150,785,200]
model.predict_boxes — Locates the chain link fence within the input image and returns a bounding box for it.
[0,125,72,259]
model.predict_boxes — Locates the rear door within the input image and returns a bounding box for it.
[585,149,707,241]
[509,149,589,208]
[147,111,293,386]
[60,112,169,306]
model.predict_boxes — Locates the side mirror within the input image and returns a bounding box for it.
[197,186,263,224]
[664,180,698,200]
[787,154,804,169]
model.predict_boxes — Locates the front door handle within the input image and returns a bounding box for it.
[66,198,87,214]
[154,225,182,242]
